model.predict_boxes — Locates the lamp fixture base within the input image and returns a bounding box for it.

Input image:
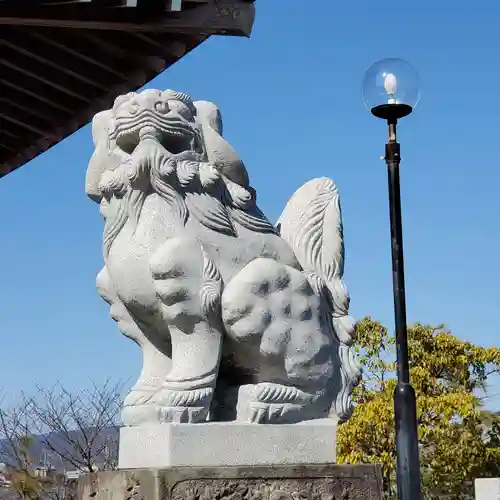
[371,103,413,121]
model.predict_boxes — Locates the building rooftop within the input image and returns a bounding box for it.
[0,0,255,178]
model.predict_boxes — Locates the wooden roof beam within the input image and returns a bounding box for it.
[3,49,101,102]
[0,1,255,36]
[2,129,23,142]
[0,144,18,154]
[0,0,204,8]
[77,31,168,72]
[131,32,188,59]
[0,66,154,179]
[41,1,134,5]
[0,111,55,139]
[43,1,93,4]
[1,70,79,114]
[14,27,131,81]
[0,95,65,124]
[0,121,43,144]
[3,34,110,91]
[0,133,29,153]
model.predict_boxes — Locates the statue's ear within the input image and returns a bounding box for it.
[193,100,223,136]
[193,101,249,188]
[86,109,114,203]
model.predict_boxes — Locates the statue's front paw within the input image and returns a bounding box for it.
[237,383,323,424]
[121,404,161,426]
[122,386,162,426]
[154,387,213,423]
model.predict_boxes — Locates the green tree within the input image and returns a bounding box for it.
[337,317,500,499]
[0,399,42,500]
[8,436,42,500]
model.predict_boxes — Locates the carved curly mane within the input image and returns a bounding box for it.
[89,92,278,260]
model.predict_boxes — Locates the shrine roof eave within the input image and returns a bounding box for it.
[0,0,255,178]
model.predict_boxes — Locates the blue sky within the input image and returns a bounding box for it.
[1,0,499,407]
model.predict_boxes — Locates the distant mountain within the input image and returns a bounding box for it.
[0,427,119,472]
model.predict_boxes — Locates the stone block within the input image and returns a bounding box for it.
[118,420,337,469]
[475,478,500,499]
[79,464,382,500]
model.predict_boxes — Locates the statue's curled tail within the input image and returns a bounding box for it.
[277,177,362,421]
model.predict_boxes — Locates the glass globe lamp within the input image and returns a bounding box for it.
[362,58,420,121]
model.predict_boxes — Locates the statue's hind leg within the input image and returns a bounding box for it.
[222,258,336,424]
[150,236,224,423]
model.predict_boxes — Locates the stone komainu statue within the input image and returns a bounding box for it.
[86,89,361,426]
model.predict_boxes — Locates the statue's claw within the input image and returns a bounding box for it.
[154,387,213,424]
[159,405,210,424]
[249,403,285,424]
[240,383,324,424]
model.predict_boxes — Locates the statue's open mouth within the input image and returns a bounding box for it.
[114,112,197,156]
[156,126,195,155]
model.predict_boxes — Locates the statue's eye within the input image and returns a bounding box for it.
[129,102,140,115]
[168,100,193,120]
[155,101,169,113]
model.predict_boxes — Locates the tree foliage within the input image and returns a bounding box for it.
[337,317,500,498]
[0,397,43,500]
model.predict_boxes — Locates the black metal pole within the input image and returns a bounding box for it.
[385,120,422,500]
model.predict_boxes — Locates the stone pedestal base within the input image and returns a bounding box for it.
[118,420,338,469]
[79,465,382,500]
[475,478,500,499]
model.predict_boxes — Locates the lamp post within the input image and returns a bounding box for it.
[362,58,422,500]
